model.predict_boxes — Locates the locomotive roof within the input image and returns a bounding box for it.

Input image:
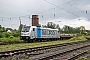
[31,26,58,30]
[23,26,58,30]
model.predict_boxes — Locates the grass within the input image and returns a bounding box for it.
[79,57,88,60]
[0,36,87,52]
[0,37,22,43]
[72,53,76,56]
[21,55,29,59]
[11,57,16,60]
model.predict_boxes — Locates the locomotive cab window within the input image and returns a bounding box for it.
[22,26,30,32]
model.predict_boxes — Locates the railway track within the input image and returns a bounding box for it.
[0,40,90,60]
[0,42,78,57]
[29,42,90,60]
[74,50,90,60]
[53,44,90,60]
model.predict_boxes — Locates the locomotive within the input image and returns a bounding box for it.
[20,26,60,42]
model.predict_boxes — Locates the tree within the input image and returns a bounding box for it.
[42,22,58,29]
[2,27,6,32]
[0,25,2,31]
[0,25,3,34]
[6,28,12,31]
[16,24,23,36]
[37,24,41,27]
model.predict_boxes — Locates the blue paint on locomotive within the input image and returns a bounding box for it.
[37,27,41,38]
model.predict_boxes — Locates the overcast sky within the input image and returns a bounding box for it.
[0,0,90,30]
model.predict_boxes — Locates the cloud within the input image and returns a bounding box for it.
[0,0,90,30]
[40,17,90,30]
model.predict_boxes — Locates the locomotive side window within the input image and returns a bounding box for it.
[42,29,57,35]
[33,28,35,31]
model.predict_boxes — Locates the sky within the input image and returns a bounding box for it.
[0,0,90,30]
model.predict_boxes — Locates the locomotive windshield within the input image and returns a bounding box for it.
[22,26,30,32]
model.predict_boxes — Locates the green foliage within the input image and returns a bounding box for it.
[2,32,11,38]
[11,57,16,60]
[42,22,60,29]
[50,50,55,52]
[0,37,87,52]
[72,53,76,56]
[0,34,3,38]
[0,25,2,31]
[21,55,29,59]
[5,33,11,38]
[12,24,23,37]
[79,57,88,60]
[86,50,90,53]
[38,24,41,27]
[0,37,22,43]
[9,36,14,39]
[12,32,19,37]
[61,25,81,34]
[0,25,22,43]
[25,55,29,59]
[6,28,12,31]
[69,36,86,41]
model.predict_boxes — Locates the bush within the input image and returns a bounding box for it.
[9,36,14,39]
[3,32,11,38]
[12,33,20,37]
[0,33,5,38]
[0,34,3,38]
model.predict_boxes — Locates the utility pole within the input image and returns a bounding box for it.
[19,17,21,26]
[19,17,21,37]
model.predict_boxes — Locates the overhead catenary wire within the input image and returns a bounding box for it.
[65,1,88,14]
[0,0,89,29]
[0,0,89,20]
[43,0,79,17]
[63,0,90,21]
[0,0,80,28]
[37,0,74,14]
[0,10,23,19]
[0,0,74,19]
[69,4,90,21]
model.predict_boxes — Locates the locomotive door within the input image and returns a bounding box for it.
[32,28,36,39]
[37,27,41,38]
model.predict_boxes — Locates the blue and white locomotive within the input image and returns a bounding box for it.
[20,26,60,42]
